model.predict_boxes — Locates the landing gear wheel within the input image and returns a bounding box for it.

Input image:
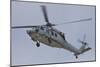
[36,42,40,47]
[75,55,78,59]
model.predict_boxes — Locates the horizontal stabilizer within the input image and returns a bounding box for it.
[81,47,91,53]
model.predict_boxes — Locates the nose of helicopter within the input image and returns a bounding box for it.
[26,30,32,35]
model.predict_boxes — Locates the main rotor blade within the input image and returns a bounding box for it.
[11,26,37,29]
[41,5,49,23]
[55,18,92,26]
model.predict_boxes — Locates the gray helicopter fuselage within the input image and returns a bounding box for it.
[27,26,80,54]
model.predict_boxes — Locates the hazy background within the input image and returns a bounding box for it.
[11,1,95,66]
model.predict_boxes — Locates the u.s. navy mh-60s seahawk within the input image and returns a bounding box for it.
[12,5,92,59]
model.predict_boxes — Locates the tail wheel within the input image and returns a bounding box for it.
[36,42,40,47]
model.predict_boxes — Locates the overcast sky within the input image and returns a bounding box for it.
[11,1,96,66]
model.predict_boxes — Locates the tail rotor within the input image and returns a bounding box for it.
[78,34,88,46]
[74,34,91,59]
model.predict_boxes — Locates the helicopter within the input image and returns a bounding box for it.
[12,5,92,59]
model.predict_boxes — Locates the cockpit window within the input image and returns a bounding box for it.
[40,26,44,30]
[51,31,54,35]
[51,31,57,37]
[55,33,57,37]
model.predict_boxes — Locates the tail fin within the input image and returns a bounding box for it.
[79,42,87,51]
[74,40,91,59]
[78,38,91,54]
[74,42,91,59]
